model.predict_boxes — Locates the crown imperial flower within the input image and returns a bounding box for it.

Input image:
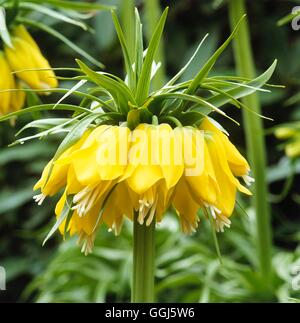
[0,8,276,255]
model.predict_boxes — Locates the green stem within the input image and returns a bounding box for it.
[132,214,155,303]
[228,0,273,289]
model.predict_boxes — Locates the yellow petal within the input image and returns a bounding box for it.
[5,39,41,88]
[172,177,200,234]
[0,52,13,114]
[69,144,101,186]
[206,136,238,216]
[201,118,250,176]
[96,126,129,180]
[13,25,40,52]
[159,125,184,189]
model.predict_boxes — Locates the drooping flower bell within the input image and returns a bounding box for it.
[4,25,58,90]
[0,24,58,116]
[0,51,25,115]
[34,117,252,254]
[275,124,300,158]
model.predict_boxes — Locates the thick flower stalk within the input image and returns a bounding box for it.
[34,118,252,254]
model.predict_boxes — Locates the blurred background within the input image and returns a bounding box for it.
[0,0,299,303]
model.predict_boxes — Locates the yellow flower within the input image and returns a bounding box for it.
[275,125,300,158]
[285,140,300,158]
[275,127,297,139]
[34,118,252,254]
[4,25,58,90]
[0,51,25,115]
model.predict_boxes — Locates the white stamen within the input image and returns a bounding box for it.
[210,205,221,219]
[138,192,158,226]
[72,185,101,217]
[78,232,95,256]
[242,174,255,187]
[214,214,231,233]
[33,193,46,206]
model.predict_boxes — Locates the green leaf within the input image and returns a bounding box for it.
[21,0,116,11]
[17,17,104,68]
[43,194,74,246]
[16,118,72,135]
[111,10,134,90]
[206,60,277,108]
[186,15,246,95]
[76,59,135,114]
[0,86,115,111]
[165,33,209,87]
[135,7,169,104]
[0,104,91,122]
[134,8,143,82]
[201,84,272,121]
[53,80,87,109]
[151,92,231,120]
[179,111,205,126]
[19,2,89,30]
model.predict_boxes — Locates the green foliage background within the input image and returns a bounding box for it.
[0,0,300,302]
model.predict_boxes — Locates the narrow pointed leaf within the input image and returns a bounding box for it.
[135,7,168,104]
[111,11,134,89]
[77,59,135,114]
[186,15,246,94]
[20,0,115,11]
[43,195,74,246]
[207,60,277,107]
[0,104,91,122]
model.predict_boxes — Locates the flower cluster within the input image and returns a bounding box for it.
[34,118,252,254]
[0,25,57,115]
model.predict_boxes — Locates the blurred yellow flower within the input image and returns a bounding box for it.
[275,125,300,158]
[0,25,58,115]
[4,25,58,90]
[34,118,252,255]
[0,51,25,115]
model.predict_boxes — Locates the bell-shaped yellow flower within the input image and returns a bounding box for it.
[4,25,58,90]
[286,140,300,158]
[275,126,300,158]
[0,51,25,115]
[0,51,13,115]
[34,118,253,254]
